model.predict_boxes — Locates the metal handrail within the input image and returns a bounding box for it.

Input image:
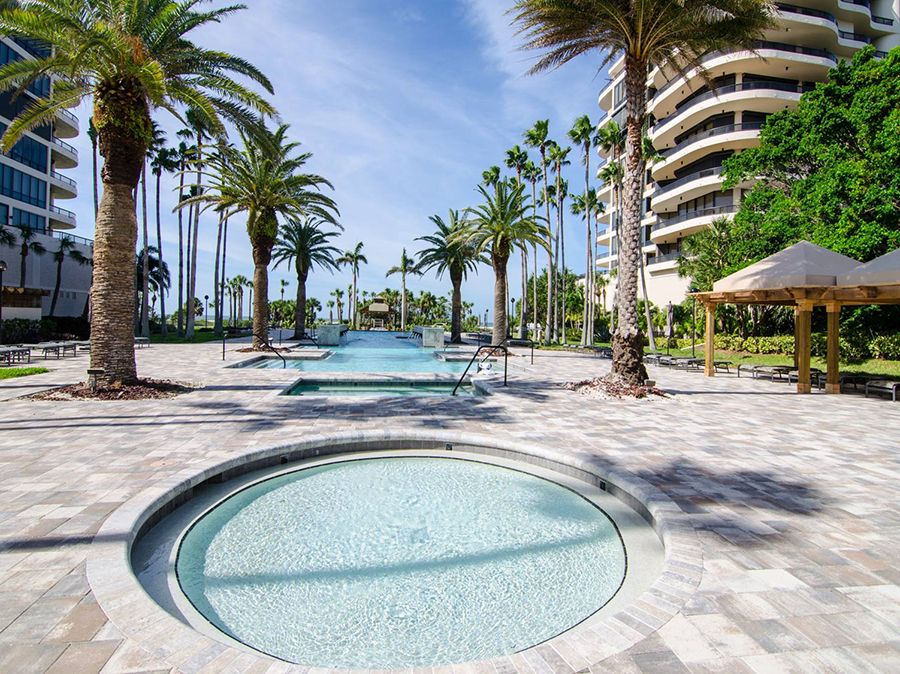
[55,108,78,125]
[50,204,77,219]
[452,344,509,396]
[50,170,76,187]
[51,137,78,156]
[651,205,738,232]
[253,330,287,368]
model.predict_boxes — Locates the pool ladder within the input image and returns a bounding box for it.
[253,330,287,369]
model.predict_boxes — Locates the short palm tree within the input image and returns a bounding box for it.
[188,125,338,348]
[417,211,486,343]
[16,225,46,288]
[456,182,550,345]
[50,237,89,317]
[512,0,774,384]
[337,243,368,330]
[0,0,275,382]
[273,218,342,339]
[386,248,421,331]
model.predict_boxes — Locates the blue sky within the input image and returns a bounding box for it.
[64,0,612,319]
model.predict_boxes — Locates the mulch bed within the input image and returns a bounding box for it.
[30,378,196,401]
[564,376,667,400]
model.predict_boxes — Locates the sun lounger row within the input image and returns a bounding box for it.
[0,346,31,365]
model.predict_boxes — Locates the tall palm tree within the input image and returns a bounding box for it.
[457,182,549,345]
[523,160,542,335]
[524,120,555,344]
[505,144,531,339]
[569,115,599,345]
[0,0,275,382]
[481,166,502,187]
[174,134,193,336]
[337,242,367,330]
[331,288,345,323]
[231,274,248,322]
[139,122,166,337]
[15,225,46,288]
[188,125,338,348]
[150,145,178,336]
[385,248,421,331]
[273,217,342,339]
[571,188,603,343]
[50,237,89,317]
[326,299,335,323]
[512,0,773,384]
[417,210,485,343]
[87,118,99,221]
[549,143,571,342]
[136,246,170,304]
[598,159,624,332]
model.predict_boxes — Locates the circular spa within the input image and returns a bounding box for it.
[131,449,666,670]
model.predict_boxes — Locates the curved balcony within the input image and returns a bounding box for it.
[650,81,804,148]
[651,167,725,213]
[53,107,79,139]
[49,170,77,199]
[650,205,738,244]
[50,136,78,169]
[646,250,683,271]
[653,123,763,181]
[49,204,76,230]
[649,42,835,120]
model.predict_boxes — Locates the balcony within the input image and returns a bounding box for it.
[49,170,78,199]
[651,167,725,212]
[838,29,871,44]
[54,107,79,139]
[650,205,738,244]
[49,204,76,229]
[646,250,683,271]
[654,123,762,180]
[50,136,78,169]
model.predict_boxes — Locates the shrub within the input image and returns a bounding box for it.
[0,318,40,344]
[871,334,900,360]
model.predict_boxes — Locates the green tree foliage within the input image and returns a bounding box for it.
[722,47,900,264]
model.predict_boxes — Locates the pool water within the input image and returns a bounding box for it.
[286,380,473,396]
[176,457,626,668]
[252,331,467,374]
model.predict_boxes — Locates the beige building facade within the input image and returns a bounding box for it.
[595,1,900,311]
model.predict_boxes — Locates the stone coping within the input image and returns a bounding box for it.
[227,351,333,367]
[87,431,702,674]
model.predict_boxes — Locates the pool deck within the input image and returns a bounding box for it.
[0,340,898,673]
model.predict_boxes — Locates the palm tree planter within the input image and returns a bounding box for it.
[458,182,549,346]
[417,211,485,343]
[512,0,773,385]
[273,218,342,340]
[0,0,275,383]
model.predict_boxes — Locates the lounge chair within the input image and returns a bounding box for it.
[134,337,150,348]
[713,361,734,373]
[737,364,793,381]
[788,368,825,390]
[864,380,899,401]
[0,346,32,365]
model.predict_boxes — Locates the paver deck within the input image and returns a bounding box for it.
[0,341,898,673]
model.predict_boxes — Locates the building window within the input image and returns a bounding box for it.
[0,42,51,98]
[0,123,48,172]
[0,164,47,208]
[11,207,46,231]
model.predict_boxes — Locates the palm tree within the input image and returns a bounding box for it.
[523,160,542,335]
[87,118,99,221]
[571,188,603,343]
[481,166,502,187]
[231,274,249,322]
[187,125,338,348]
[505,145,531,339]
[512,0,773,384]
[385,248,421,331]
[139,123,167,337]
[417,210,485,343]
[457,182,549,345]
[0,0,275,382]
[549,143,571,342]
[598,159,624,333]
[50,237,89,316]
[331,288,345,323]
[150,145,178,336]
[15,225,46,288]
[174,135,193,336]
[337,242,368,330]
[569,115,599,345]
[524,120,555,344]
[326,299,335,323]
[273,217,342,339]
[136,246,170,304]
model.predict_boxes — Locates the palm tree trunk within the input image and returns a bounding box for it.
[19,244,27,288]
[50,254,63,316]
[560,197,567,344]
[519,249,527,339]
[213,211,223,336]
[176,165,186,337]
[491,253,509,346]
[582,147,591,346]
[450,268,463,344]
[220,216,228,327]
[351,271,358,330]
[91,134,99,222]
[140,162,150,337]
[155,169,167,337]
[293,268,308,339]
[186,137,203,338]
[250,239,272,349]
[552,203,560,342]
[541,154,553,345]
[531,180,538,339]
[400,272,407,331]
[612,56,650,385]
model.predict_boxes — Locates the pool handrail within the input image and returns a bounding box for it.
[452,343,509,396]
[252,330,287,369]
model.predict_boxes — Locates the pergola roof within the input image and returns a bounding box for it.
[838,248,900,286]
[712,241,859,292]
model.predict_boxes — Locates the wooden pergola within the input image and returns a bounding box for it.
[692,243,900,394]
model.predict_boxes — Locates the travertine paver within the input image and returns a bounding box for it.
[1,339,899,673]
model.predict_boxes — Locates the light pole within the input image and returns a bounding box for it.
[204,294,209,328]
[509,296,515,339]
[0,260,6,344]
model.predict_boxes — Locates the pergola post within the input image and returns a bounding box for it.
[704,302,716,377]
[793,307,800,369]
[796,301,813,394]
[826,302,841,394]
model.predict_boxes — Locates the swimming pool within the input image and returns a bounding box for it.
[285,379,474,396]
[175,456,627,668]
[246,331,468,373]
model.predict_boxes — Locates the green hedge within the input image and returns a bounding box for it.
[1,316,90,344]
[690,332,899,362]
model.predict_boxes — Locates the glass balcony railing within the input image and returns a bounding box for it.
[50,137,78,157]
[55,107,78,125]
[648,250,683,266]
[662,123,763,158]
[872,16,894,26]
[50,204,76,220]
[50,170,76,188]
[651,205,738,233]
[653,167,724,201]
[777,3,835,24]
[50,230,93,246]
[838,30,872,43]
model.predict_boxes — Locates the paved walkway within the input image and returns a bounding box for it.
[0,342,898,673]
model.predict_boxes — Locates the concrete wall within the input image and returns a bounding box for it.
[0,231,92,317]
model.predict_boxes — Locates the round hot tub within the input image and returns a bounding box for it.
[118,438,684,672]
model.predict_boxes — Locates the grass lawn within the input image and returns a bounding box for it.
[660,345,900,379]
[0,367,49,380]
[149,330,227,344]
